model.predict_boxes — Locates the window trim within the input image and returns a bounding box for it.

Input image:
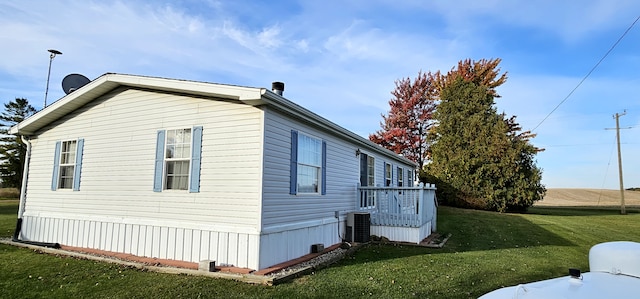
[164,128,192,191]
[58,140,76,190]
[153,126,202,193]
[51,138,84,191]
[290,130,326,195]
[384,162,392,187]
[296,132,322,194]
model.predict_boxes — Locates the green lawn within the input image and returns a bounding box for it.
[2,200,639,298]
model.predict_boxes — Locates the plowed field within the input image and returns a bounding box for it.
[536,188,640,207]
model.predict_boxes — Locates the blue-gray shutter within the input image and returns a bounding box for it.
[321,141,327,195]
[153,130,166,192]
[51,141,61,191]
[289,130,298,195]
[73,138,84,191]
[189,126,203,193]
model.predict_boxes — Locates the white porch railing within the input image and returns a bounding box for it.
[357,183,437,230]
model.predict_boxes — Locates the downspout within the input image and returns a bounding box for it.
[16,136,30,223]
[12,135,60,248]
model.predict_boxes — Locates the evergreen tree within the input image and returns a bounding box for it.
[426,77,545,212]
[0,98,37,188]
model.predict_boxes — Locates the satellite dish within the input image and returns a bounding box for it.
[62,74,90,94]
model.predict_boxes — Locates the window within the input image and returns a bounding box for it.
[51,139,84,191]
[154,126,203,192]
[397,167,404,187]
[367,156,375,187]
[290,130,326,195]
[297,133,322,193]
[58,141,76,189]
[384,163,392,187]
[165,128,191,190]
[408,170,414,187]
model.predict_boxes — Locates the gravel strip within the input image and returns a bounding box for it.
[267,246,350,278]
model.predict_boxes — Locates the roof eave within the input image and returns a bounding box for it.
[9,74,264,136]
[259,89,417,167]
[8,73,414,167]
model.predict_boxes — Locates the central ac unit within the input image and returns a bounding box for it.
[346,212,370,243]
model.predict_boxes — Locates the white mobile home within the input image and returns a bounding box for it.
[10,73,435,270]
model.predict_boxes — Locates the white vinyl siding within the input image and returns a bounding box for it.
[21,84,418,270]
[263,110,355,226]
[262,108,416,230]
[261,109,416,268]
[25,87,263,233]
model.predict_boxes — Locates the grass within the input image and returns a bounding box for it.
[2,201,640,298]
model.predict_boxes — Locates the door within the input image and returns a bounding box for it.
[359,154,375,208]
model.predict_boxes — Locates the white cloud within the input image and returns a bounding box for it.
[324,21,386,61]
[295,39,309,52]
[256,25,283,49]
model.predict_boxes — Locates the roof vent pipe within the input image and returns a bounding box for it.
[272,82,284,96]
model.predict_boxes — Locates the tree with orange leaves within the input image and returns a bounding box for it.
[369,71,437,169]
[434,58,507,98]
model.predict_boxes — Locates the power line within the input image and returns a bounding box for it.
[543,143,619,148]
[532,15,640,132]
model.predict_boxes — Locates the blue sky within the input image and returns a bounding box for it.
[1,0,639,189]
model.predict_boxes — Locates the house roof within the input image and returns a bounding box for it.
[10,73,417,167]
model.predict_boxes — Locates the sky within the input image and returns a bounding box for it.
[0,0,639,190]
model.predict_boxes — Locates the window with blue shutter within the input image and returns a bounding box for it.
[52,139,83,191]
[153,130,166,192]
[51,141,61,191]
[154,127,202,192]
[189,126,203,193]
[73,139,84,191]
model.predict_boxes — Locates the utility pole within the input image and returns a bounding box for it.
[611,111,627,214]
